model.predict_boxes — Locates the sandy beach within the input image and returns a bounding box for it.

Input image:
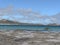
[0,30,60,45]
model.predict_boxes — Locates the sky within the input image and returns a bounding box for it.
[0,0,60,24]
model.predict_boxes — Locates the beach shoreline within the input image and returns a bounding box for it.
[0,30,60,45]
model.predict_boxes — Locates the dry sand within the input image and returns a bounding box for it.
[0,30,60,45]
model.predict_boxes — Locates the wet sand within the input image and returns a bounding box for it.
[0,30,60,45]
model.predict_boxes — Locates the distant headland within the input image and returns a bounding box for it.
[0,19,60,26]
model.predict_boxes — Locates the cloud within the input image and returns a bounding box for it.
[0,6,41,23]
[17,8,43,18]
[50,13,60,24]
[17,8,32,15]
[16,8,44,22]
[0,6,60,24]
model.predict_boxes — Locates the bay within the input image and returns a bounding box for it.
[0,25,60,32]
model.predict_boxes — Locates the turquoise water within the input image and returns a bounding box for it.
[0,25,60,32]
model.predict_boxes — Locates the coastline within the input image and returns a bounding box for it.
[0,30,60,45]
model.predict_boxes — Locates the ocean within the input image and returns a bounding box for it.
[0,25,60,32]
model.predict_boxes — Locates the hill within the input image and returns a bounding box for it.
[0,19,60,26]
[0,19,20,25]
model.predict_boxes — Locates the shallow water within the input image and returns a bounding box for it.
[0,25,60,32]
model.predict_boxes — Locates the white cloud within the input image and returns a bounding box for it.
[0,6,60,24]
[50,13,60,24]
